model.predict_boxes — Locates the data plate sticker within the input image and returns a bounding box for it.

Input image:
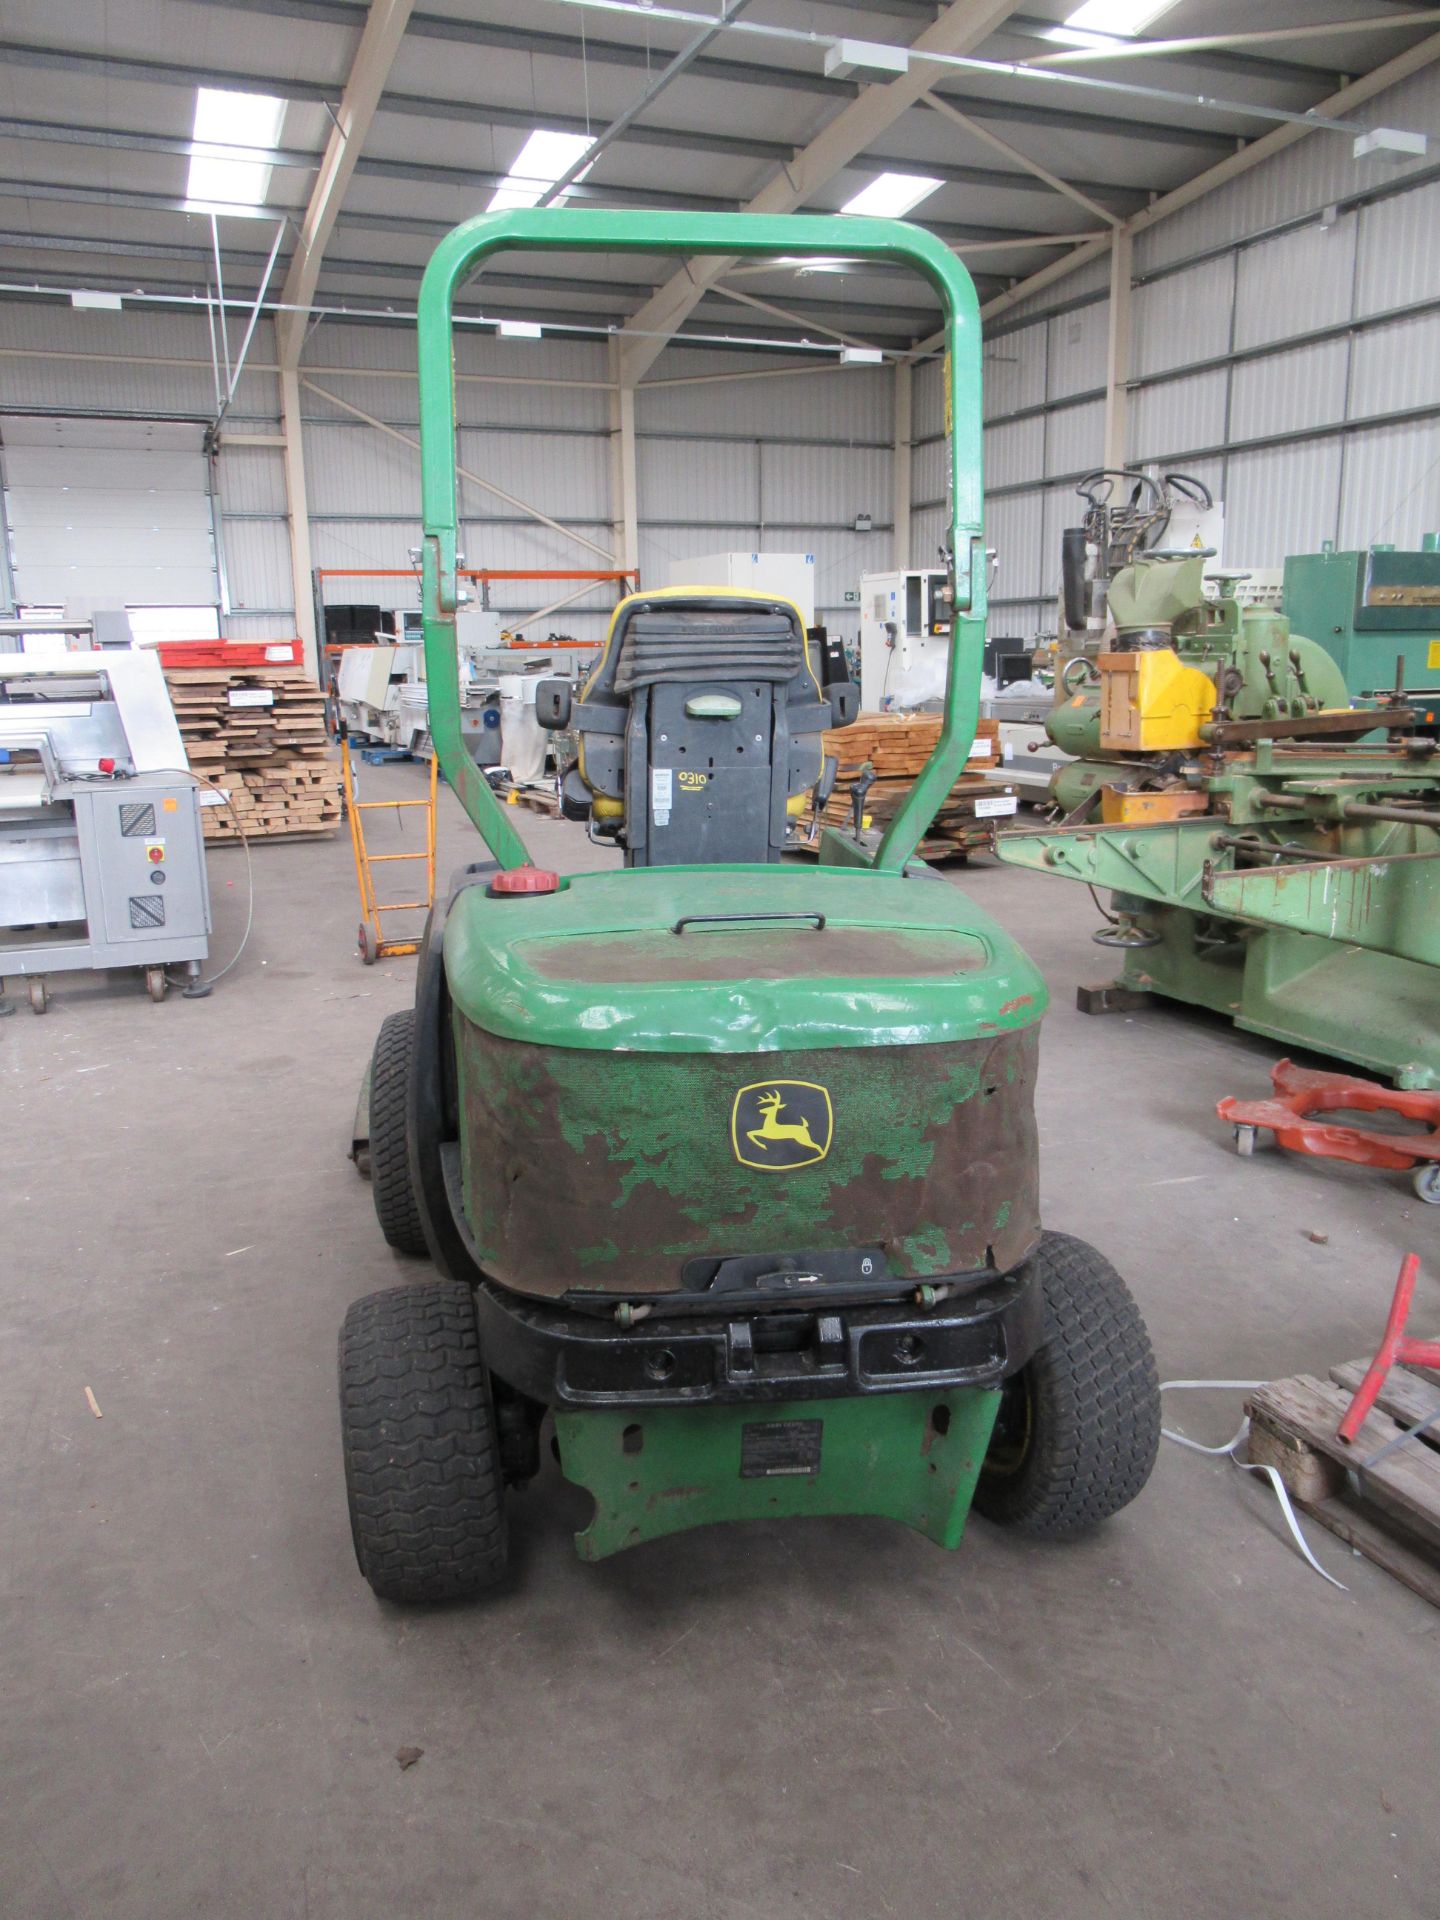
[740,1418,823,1478]
[651,766,673,824]
[974,794,1019,818]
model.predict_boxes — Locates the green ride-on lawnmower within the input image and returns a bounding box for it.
[338,209,1160,1601]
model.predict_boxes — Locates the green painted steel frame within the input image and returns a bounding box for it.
[555,1387,1001,1562]
[416,209,987,873]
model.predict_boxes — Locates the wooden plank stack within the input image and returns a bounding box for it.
[163,663,341,841]
[817,710,1017,860]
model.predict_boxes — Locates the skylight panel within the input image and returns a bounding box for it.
[839,173,944,220]
[487,130,597,212]
[185,87,286,211]
[1058,0,1178,38]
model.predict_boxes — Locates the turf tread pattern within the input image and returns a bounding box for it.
[974,1231,1160,1537]
[369,1010,428,1256]
[338,1280,509,1602]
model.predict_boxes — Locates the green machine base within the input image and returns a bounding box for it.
[556,1388,1000,1562]
[1097,903,1440,1090]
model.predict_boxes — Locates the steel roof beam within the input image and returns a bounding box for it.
[2,265,1018,348]
[0,39,1233,158]
[0,175,1067,260]
[275,0,414,368]
[0,230,974,329]
[1022,12,1440,71]
[912,24,1440,350]
[0,115,317,172]
[614,0,1030,385]
[188,0,1369,95]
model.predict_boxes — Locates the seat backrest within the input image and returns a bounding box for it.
[565,590,841,866]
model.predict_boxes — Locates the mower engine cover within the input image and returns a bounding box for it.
[444,862,1046,1300]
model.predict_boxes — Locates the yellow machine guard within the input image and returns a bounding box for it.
[1098,648,1217,753]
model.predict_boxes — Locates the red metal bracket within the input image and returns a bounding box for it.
[1336,1253,1440,1444]
[1217,1058,1440,1172]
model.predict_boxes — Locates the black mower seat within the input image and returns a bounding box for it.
[537,588,855,867]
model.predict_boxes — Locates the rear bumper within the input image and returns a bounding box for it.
[473,1265,1041,1411]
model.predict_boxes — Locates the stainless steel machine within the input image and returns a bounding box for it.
[0,649,211,1010]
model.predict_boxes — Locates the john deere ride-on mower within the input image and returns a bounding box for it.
[338,210,1160,1601]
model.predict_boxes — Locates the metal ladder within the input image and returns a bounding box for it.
[341,737,438,962]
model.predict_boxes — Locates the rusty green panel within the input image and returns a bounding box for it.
[443,862,1047,1055]
[1202,845,1440,964]
[555,1387,1001,1562]
[453,1024,1041,1297]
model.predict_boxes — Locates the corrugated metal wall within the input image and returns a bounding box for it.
[907,65,1440,644]
[1,310,896,646]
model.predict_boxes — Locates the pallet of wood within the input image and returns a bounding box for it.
[163,663,341,841]
[1247,1365,1440,1609]
[811,711,1013,859]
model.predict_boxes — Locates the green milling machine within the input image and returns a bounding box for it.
[336,210,1161,1603]
[995,472,1440,1090]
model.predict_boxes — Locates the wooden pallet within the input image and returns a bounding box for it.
[1246,1366,1440,1608]
[507,783,561,817]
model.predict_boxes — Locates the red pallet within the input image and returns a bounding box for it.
[154,639,302,669]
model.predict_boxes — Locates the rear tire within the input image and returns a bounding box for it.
[974,1231,1159,1537]
[370,1010,428,1256]
[338,1280,510,1603]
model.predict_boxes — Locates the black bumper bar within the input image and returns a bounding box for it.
[472,1268,1041,1411]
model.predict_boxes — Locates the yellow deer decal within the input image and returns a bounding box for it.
[746,1088,821,1156]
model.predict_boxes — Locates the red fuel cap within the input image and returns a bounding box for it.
[488,867,561,896]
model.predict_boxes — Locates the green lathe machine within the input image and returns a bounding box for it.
[995,474,1440,1089]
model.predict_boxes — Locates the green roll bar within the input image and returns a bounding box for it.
[417,209,987,873]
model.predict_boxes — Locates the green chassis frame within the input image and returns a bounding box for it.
[415,211,1002,1557]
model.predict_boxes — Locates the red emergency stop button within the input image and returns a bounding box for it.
[147,844,165,863]
[488,867,560,896]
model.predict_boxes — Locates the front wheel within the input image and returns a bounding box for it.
[974,1231,1160,1537]
[338,1281,510,1603]
[369,1009,428,1256]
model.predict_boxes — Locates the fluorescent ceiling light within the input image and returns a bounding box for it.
[839,346,884,366]
[71,290,123,311]
[824,38,909,80]
[839,172,944,219]
[498,319,543,339]
[488,129,596,212]
[1053,0,1178,39]
[185,87,286,210]
[1354,127,1428,163]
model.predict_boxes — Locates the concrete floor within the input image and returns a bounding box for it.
[4,760,1436,1920]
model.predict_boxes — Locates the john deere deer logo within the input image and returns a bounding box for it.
[731,1081,833,1171]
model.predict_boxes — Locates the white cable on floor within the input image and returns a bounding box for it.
[1160,1380,1348,1592]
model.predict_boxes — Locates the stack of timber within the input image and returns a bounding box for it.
[816,711,1017,859]
[164,663,341,841]
[1247,1365,1440,1609]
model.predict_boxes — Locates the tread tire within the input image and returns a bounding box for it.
[370,1010,428,1256]
[974,1231,1160,1537]
[339,1280,510,1603]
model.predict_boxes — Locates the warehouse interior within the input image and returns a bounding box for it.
[4,3,1440,1917]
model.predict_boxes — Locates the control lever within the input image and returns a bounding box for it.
[850,762,876,837]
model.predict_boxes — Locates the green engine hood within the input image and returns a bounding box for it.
[444,863,1047,1054]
